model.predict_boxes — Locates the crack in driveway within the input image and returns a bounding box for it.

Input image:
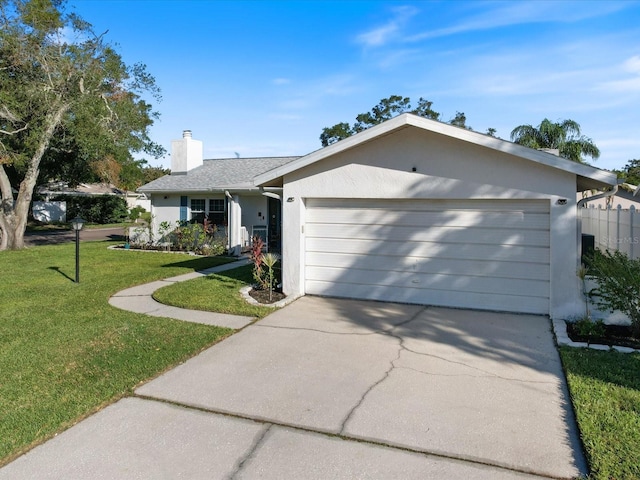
[227,423,273,480]
[337,307,428,434]
[261,308,556,386]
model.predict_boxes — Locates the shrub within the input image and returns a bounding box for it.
[572,317,606,340]
[172,220,225,255]
[588,249,640,337]
[128,205,146,221]
[53,195,128,224]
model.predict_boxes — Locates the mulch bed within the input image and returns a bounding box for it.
[566,323,640,350]
[248,288,286,304]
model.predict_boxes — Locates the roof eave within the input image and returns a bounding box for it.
[254,113,618,191]
[137,186,264,195]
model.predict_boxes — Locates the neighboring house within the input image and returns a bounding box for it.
[578,182,640,209]
[35,182,127,224]
[255,113,618,319]
[38,181,125,199]
[138,130,299,254]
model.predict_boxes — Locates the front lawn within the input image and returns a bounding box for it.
[560,347,640,479]
[153,264,275,320]
[0,242,235,466]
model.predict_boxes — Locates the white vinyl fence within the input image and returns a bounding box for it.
[581,205,640,259]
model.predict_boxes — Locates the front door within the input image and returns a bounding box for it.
[267,197,282,253]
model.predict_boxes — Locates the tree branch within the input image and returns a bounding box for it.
[14,103,69,219]
[0,105,21,123]
[0,124,29,135]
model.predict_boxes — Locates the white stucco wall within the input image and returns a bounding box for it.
[281,127,582,319]
[150,194,181,237]
[240,195,269,238]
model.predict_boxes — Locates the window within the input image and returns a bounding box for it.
[207,198,227,226]
[190,199,206,223]
[209,199,225,213]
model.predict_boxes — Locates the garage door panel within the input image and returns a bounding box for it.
[304,199,550,315]
[305,281,549,315]
[306,223,549,247]
[305,252,550,281]
[305,238,551,264]
[305,266,550,298]
[307,198,550,213]
[307,209,549,230]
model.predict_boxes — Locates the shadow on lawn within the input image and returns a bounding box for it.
[160,256,236,271]
[204,264,254,284]
[48,266,75,282]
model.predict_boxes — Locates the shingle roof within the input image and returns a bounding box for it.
[138,156,300,193]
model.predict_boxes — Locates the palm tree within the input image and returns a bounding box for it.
[510,119,600,164]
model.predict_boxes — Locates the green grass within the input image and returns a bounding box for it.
[0,242,236,465]
[560,347,640,479]
[153,264,275,320]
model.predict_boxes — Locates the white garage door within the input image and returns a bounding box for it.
[304,198,550,314]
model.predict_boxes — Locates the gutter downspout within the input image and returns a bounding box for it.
[576,181,621,266]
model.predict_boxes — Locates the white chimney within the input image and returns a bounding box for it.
[171,130,203,174]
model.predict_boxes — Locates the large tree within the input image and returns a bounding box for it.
[510,118,600,164]
[320,95,442,147]
[613,159,640,185]
[0,0,163,249]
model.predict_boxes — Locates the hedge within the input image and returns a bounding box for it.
[51,195,129,224]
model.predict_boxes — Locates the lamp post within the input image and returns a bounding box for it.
[70,216,85,283]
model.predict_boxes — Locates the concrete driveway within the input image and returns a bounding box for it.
[0,297,586,479]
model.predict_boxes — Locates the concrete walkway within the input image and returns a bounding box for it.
[0,266,587,479]
[108,258,255,329]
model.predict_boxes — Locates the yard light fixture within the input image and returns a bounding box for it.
[70,216,85,283]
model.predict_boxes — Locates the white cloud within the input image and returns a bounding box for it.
[623,55,640,74]
[407,1,630,43]
[355,5,419,47]
[597,55,640,94]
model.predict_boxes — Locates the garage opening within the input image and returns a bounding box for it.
[304,198,550,315]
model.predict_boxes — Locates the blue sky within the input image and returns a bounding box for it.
[71,0,640,172]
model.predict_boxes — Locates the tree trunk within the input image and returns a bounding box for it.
[0,211,25,250]
[0,104,68,250]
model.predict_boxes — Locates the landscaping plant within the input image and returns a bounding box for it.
[250,235,268,289]
[588,249,640,337]
[130,219,224,255]
[261,252,281,302]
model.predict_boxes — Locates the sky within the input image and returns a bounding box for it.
[70,0,640,172]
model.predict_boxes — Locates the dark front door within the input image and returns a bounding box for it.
[268,197,281,253]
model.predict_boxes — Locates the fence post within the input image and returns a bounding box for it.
[617,205,622,255]
[597,206,602,250]
[605,206,611,250]
[632,205,636,259]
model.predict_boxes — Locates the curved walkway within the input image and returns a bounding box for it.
[108,258,255,329]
